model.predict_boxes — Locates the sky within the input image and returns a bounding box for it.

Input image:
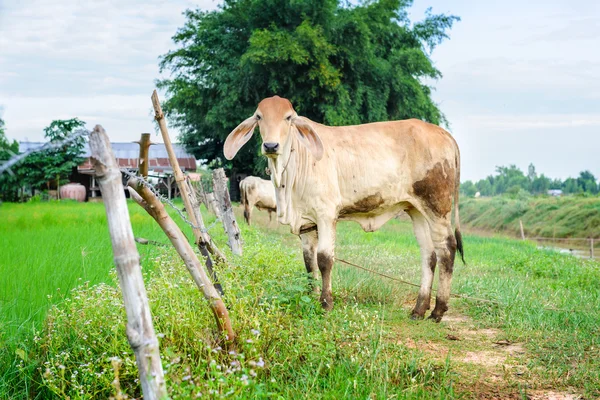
[0,0,598,182]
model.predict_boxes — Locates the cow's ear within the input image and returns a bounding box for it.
[224,116,257,160]
[292,117,323,161]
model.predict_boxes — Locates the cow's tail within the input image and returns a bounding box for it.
[240,182,250,225]
[454,147,466,265]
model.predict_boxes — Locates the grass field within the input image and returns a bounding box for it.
[1,201,599,399]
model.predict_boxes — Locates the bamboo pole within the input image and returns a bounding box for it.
[128,179,235,342]
[150,91,226,260]
[89,125,167,400]
[213,168,243,256]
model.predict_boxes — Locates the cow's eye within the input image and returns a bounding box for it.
[256,115,262,120]
[286,115,292,121]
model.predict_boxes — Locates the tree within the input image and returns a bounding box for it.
[460,180,477,197]
[531,174,550,194]
[12,118,87,198]
[0,117,21,201]
[158,0,459,174]
[577,170,598,194]
[563,177,581,194]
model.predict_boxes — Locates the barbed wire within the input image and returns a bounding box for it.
[0,128,90,175]
[0,128,220,234]
[121,169,220,233]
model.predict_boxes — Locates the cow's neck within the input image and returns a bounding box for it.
[267,132,310,230]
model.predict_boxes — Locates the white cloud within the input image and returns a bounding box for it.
[0,94,171,143]
[465,114,600,130]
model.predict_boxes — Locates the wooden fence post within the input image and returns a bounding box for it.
[89,125,167,400]
[150,91,226,261]
[591,238,595,259]
[213,168,242,256]
[206,192,222,218]
[128,180,235,341]
[135,133,153,178]
[519,219,525,240]
[192,179,208,208]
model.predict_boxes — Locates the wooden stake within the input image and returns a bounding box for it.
[135,133,153,178]
[128,181,235,342]
[213,168,242,256]
[519,219,525,240]
[89,125,167,400]
[150,91,226,263]
[206,192,222,218]
[186,177,226,292]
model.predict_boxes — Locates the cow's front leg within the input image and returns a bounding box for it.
[316,219,337,310]
[300,229,319,294]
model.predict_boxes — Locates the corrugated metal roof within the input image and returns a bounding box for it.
[18,141,197,172]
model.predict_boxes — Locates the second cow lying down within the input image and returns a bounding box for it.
[224,96,464,322]
[239,176,276,225]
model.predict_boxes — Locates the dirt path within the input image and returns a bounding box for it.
[389,308,582,400]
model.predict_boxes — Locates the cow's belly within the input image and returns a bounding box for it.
[338,202,409,232]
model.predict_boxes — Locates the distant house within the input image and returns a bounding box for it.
[547,189,563,197]
[19,141,197,200]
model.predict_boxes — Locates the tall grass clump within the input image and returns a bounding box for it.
[17,227,455,399]
[460,196,600,239]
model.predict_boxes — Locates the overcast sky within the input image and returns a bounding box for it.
[0,0,598,181]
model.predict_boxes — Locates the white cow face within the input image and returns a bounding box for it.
[224,96,323,162]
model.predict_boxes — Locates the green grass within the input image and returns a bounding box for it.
[1,201,599,399]
[0,200,193,341]
[460,195,600,240]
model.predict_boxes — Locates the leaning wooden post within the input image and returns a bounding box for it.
[186,177,226,293]
[213,168,242,256]
[89,125,167,400]
[151,90,226,261]
[135,133,153,178]
[128,181,235,341]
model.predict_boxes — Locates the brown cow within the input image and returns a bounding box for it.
[239,176,277,225]
[224,96,464,322]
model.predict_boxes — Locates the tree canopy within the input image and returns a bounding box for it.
[158,0,459,175]
[0,118,86,201]
[461,164,599,198]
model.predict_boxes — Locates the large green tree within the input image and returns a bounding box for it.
[158,0,459,174]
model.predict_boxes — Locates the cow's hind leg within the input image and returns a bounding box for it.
[428,219,457,322]
[407,209,436,320]
[300,230,319,294]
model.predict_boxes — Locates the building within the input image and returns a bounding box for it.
[19,141,197,200]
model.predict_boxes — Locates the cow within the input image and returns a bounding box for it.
[239,176,277,225]
[224,96,464,322]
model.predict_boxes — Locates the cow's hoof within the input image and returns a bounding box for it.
[320,294,334,311]
[427,314,443,323]
[410,312,425,320]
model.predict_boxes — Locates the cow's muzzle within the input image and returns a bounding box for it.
[263,142,279,154]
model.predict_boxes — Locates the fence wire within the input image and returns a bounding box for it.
[0,129,219,234]
[0,128,91,175]
[121,169,220,233]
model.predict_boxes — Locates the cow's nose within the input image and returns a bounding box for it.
[263,142,279,153]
